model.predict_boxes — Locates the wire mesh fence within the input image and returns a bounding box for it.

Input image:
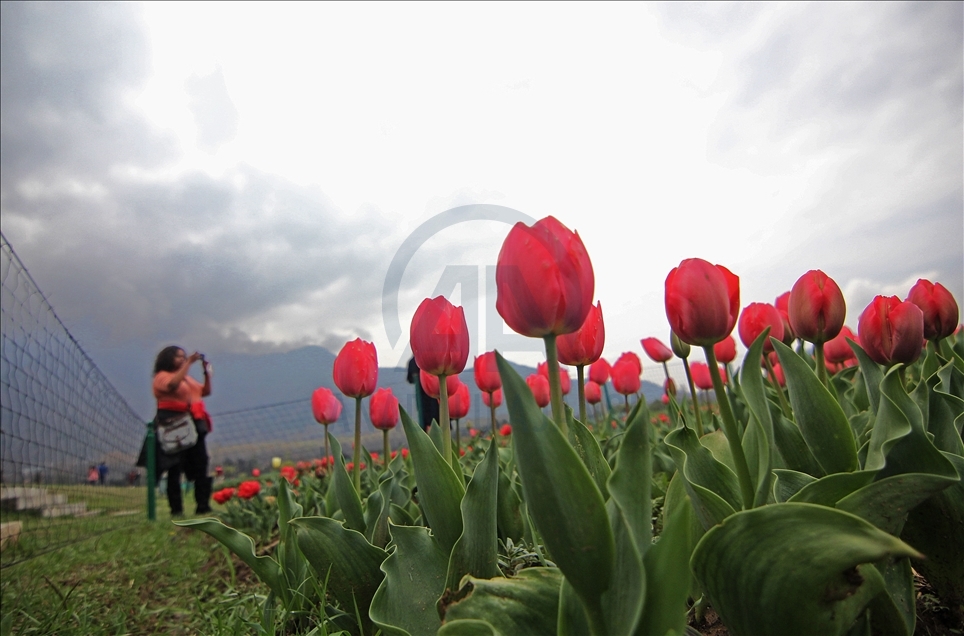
[1,232,145,567]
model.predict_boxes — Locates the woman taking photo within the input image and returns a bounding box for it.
[152,346,213,516]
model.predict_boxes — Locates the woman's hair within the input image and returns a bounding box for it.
[153,346,183,374]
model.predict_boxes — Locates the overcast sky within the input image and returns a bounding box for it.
[2,2,962,383]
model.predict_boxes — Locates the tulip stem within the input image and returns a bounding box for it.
[353,396,362,492]
[438,374,452,465]
[814,342,828,387]
[543,335,569,437]
[455,418,461,451]
[681,358,704,436]
[489,395,498,439]
[764,353,792,418]
[323,424,330,474]
[383,429,390,470]
[704,347,756,510]
[577,365,587,424]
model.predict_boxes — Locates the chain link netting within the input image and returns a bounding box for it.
[1,232,144,567]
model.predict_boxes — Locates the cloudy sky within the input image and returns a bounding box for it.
[2,2,962,388]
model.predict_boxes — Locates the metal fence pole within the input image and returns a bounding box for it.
[146,421,156,521]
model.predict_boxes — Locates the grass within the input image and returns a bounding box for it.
[1,498,268,635]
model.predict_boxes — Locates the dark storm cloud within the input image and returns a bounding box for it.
[0,3,403,355]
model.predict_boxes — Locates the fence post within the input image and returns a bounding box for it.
[146,421,156,521]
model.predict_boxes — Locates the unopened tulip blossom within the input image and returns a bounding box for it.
[526,374,551,408]
[312,387,342,472]
[788,270,846,385]
[858,296,925,367]
[334,338,378,491]
[370,387,399,462]
[559,302,605,423]
[665,258,740,347]
[824,326,857,365]
[496,216,594,433]
[906,279,959,342]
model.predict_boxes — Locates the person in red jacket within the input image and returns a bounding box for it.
[152,346,213,516]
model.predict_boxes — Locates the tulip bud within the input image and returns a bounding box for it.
[558,301,605,366]
[496,216,595,337]
[333,339,378,398]
[410,296,470,376]
[665,258,740,346]
[311,387,342,424]
[857,295,925,366]
[369,387,400,430]
[611,352,642,395]
[473,351,502,393]
[482,388,503,408]
[585,380,602,405]
[526,374,551,408]
[824,326,857,364]
[788,270,846,344]
[641,337,673,363]
[713,335,737,364]
[589,358,611,384]
[419,370,459,400]
[448,381,471,420]
[738,303,785,352]
[906,279,959,341]
[690,362,713,391]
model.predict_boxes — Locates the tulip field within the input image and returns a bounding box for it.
[170,216,962,636]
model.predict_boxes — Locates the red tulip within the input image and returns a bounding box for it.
[788,270,846,344]
[738,303,785,352]
[906,279,960,341]
[558,301,605,366]
[410,296,470,376]
[713,335,737,364]
[419,369,459,399]
[495,216,595,337]
[641,337,673,363]
[473,352,502,393]
[824,326,857,364]
[585,380,602,405]
[589,358,611,384]
[690,362,713,391]
[537,362,572,395]
[311,387,342,424]
[238,481,261,499]
[611,353,642,395]
[251,468,261,477]
[482,388,503,408]
[770,363,786,387]
[665,258,740,346]
[280,466,297,483]
[526,374,551,407]
[500,424,512,436]
[664,377,677,396]
[661,394,670,405]
[333,338,378,398]
[449,381,471,420]
[858,296,925,366]
[213,488,235,504]
[369,387,400,430]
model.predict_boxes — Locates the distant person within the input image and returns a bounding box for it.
[407,356,439,431]
[97,462,108,485]
[152,346,214,516]
[88,466,99,486]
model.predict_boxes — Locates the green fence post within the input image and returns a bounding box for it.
[146,421,156,521]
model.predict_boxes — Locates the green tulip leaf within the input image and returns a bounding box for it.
[496,468,524,541]
[900,452,964,619]
[850,340,884,416]
[365,474,394,549]
[446,439,501,591]
[442,568,563,636]
[606,399,652,554]
[438,620,503,636]
[772,469,817,503]
[923,360,964,455]
[638,497,694,636]
[773,413,825,477]
[429,419,445,454]
[399,405,466,553]
[370,523,449,636]
[558,580,592,636]
[773,340,859,474]
[567,406,612,498]
[664,425,741,529]
[787,471,876,506]
[739,332,776,506]
[290,515,387,632]
[865,558,916,636]
[174,517,284,600]
[598,501,645,636]
[275,478,308,608]
[691,503,922,636]
[497,352,614,628]
[328,432,366,534]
